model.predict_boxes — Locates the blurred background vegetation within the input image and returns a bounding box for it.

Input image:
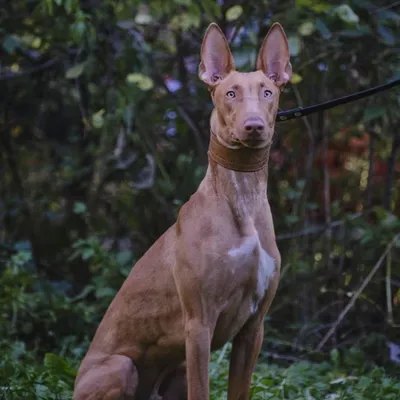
[1,0,399,398]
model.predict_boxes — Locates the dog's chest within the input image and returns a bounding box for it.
[228,233,275,311]
[212,232,276,347]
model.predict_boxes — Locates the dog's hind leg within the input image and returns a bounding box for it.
[74,354,138,400]
[159,364,187,400]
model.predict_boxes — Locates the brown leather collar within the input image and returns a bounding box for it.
[208,133,269,172]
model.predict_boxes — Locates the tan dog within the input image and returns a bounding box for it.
[74,22,291,400]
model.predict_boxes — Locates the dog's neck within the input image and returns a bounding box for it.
[200,134,270,234]
[208,134,270,172]
[207,109,270,173]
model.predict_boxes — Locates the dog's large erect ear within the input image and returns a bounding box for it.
[198,23,235,87]
[256,23,292,88]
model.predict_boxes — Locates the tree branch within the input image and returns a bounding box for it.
[316,232,400,351]
[0,59,58,81]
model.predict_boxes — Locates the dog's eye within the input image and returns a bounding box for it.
[226,91,236,99]
[264,89,273,98]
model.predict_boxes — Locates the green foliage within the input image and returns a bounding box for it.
[69,235,134,306]
[0,0,399,397]
[209,345,400,399]
[0,345,75,400]
[1,343,399,399]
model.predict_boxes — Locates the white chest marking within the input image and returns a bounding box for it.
[254,244,275,312]
[228,233,276,314]
[228,234,257,259]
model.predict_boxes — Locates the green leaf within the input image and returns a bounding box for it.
[306,202,319,210]
[11,341,25,359]
[288,35,301,56]
[377,9,400,23]
[285,215,299,225]
[117,20,135,30]
[360,231,373,245]
[126,73,154,90]
[81,248,95,260]
[362,106,385,123]
[96,287,116,298]
[358,376,372,389]
[381,213,399,229]
[92,109,105,129]
[226,5,243,22]
[304,387,316,400]
[170,12,201,31]
[290,73,303,84]
[70,285,94,301]
[2,35,19,54]
[44,353,76,377]
[64,0,74,14]
[296,179,306,189]
[135,6,152,25]
[73,201,87,214]
[330,377,347,384]
[120,265,131,277]
[339,29,366,38]
[296,0,331,13]
[378,24,395,46]
[45,0,54,15]
[336,5,359,24]
[316,18,331,39]
[330,348,340,368]
[202,0,222,19]
[35,384,48,397]
[71,21,86,42]
[65,62,86,79]
[116,251,133,266]
[44,353,68,373]
[298,21,315,36]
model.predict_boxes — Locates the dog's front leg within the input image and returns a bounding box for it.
[174,248,214,400]
[185,318,210,400]
[227,316,264,400]
[227,271,280,400]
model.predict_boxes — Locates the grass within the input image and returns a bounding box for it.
[1,341,399,399]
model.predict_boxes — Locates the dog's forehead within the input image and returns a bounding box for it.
[218,71,278,93]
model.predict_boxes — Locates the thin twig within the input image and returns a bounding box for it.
[210,342,230,377]
[384,111,399,210]
[316,232,400,351]
[0,83,63,282]
[0,59,58,81]
[320,109,332,267]
[369,0,400,13]
[365,132,376,208]
[157,75,207,162]
[263,351,303,363]
[292,84,315,200]
[129,27,207,162]
[227,15,247,45]
[276,213,362,241]
[296,50,334,72]
[386,250,394,326]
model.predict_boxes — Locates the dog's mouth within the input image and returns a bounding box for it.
[239,138,271,149]
[228,132,272,149]
[239,129,276,149]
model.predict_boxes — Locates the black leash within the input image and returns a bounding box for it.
[276,78,400,123]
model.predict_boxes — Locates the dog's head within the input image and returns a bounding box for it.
[199,23,291,149]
